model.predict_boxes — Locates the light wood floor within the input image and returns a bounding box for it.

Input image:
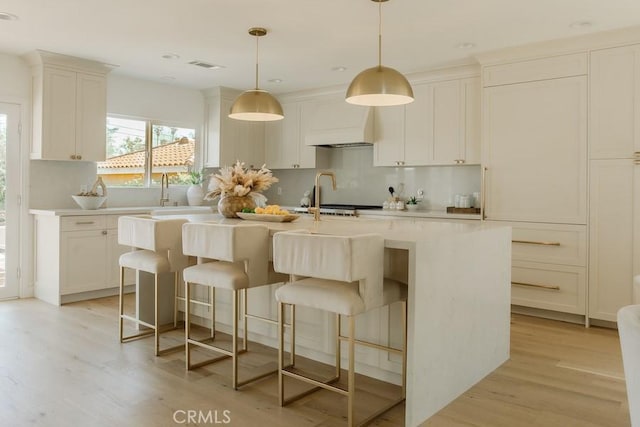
[0,296,631,427]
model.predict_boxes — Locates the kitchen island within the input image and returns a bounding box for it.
[147,213,511,426]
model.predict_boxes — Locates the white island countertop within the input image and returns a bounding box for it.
[147,213,511,426]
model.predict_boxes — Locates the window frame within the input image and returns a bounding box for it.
[101,114,200,188]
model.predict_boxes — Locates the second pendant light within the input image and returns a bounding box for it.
[346,0,414,106]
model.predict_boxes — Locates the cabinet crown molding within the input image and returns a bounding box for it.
[475,25,640,66]
[23,50,114,74]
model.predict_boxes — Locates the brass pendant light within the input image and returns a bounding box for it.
[229,27,284,121]
[345,0,414,106]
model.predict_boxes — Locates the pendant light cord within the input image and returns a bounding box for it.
[255,34,260,90]
[378,0,382,67]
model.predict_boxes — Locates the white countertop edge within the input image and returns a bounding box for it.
[29,206,215,216]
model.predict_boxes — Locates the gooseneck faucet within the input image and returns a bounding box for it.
[160,173,170,206]
[309,171,337,221]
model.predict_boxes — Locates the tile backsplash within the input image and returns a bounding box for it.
[260,146,481,210]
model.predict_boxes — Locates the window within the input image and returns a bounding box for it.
[97,116,197,187]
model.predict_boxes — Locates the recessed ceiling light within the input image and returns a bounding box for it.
[268,78,283,83]
[0,12,18,21]
[332,66,348,72]
[161,53,180,60]
[570,21,593,29]
[160,76,176,81]
[457,42,476,49]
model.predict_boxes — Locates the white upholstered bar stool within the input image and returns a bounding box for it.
[181,222,281,390]
[618,303,640,427]
[272,231,407,427]
[118,215,189,356]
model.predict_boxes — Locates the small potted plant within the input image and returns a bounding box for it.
[186,169,205,206]
[406,196,419,211]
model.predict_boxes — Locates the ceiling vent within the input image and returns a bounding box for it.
[188,60,223,70]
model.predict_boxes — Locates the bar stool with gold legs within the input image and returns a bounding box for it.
[118,215,189,356]
[181,222,287,390]
[273,231,407,427]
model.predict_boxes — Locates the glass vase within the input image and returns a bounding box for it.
[217,195,256,218]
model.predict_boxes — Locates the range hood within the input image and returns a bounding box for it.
[303,98,374,147]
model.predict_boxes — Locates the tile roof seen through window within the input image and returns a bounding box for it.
[98,140,195,169]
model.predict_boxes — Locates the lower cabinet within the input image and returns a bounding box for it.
[487,221,588,318]
[588,159,640,322]
[34,214,134,305]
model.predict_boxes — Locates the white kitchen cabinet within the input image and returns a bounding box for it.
[265,101,328,169]
[373,77,480,167]
[481,53,588,319]
[203,87,265,169]
[34,214,134,305]
[590,45,640,159]
[26,50,110,161]
[589,159,640,321]
[482,75,588,224]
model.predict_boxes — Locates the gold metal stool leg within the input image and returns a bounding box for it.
[347,315,355,427]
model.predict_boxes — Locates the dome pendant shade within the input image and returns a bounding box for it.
[345,65,414,106]
[229,89,284,121]
[229,27,284,121]
[345,0,413,107]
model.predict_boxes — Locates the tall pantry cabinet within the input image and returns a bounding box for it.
[588,45,640,321]
[482,54,589,318]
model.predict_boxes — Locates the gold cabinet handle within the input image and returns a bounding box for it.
[75,221,95,225]
[77,154,82,160]
[70,154,76,160]
[481,167,487,220]
[634,151,640,158]
[512,281,560,291]
[102,230,108,235]
[634,160,640,165]
[512,239,561,246]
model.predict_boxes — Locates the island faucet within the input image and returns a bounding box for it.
[309,171,337,221]
[160,173,170,206]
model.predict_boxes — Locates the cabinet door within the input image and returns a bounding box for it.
[462,77,481,164]
[430,80,462,165]
[404,83,432,166]
[218,98,239,167]
[75,72,107,161]
[483,76,587,224]
[106,229,135,288]
[234,122,265,169]
[265,103,302,169]
[588,159,638,321]
[590,45,640,159]
[60,230,108,294]
[373,106,405,166]
[42,67,77,160]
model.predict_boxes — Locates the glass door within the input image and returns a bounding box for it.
[0,103,20,300]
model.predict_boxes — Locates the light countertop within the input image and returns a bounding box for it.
[29,206,215,216]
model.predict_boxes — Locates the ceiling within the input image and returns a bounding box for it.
[2,0,640,94]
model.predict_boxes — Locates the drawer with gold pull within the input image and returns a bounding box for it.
[489,221,587,266]
[511,260,586,315]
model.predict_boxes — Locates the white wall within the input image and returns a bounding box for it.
[0,53,31,99]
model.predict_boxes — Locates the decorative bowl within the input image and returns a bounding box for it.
[406,204,419,211]
[72,195,107,210]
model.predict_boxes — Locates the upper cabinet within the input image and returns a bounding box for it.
[264,100,329,169]
[203,87,265,169]
[25,50,111,161]
[590,44,640,159]
[482,54,588,224]
[373,75,480,167]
